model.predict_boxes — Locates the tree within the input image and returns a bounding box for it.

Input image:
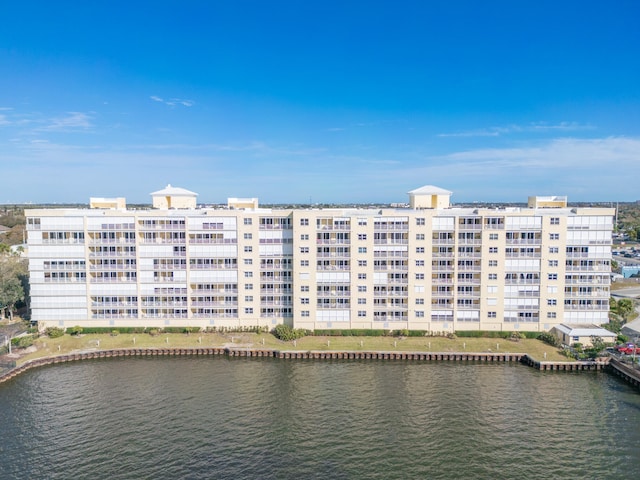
[617,298,636,321]
[0,253,27,320]
[0,275,24,320]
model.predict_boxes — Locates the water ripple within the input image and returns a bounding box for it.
[0,358,639,479]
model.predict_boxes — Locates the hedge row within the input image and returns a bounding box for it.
[455,330,539,339]
[311,329,390,337]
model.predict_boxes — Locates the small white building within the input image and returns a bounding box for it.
[552,324,617,347]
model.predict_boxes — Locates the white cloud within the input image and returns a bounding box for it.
[438,122,595,138]
[42,112,93,131]
[150,96,194,107]
[390,136,640,200]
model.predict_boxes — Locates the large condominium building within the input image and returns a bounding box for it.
[26,185,615,333]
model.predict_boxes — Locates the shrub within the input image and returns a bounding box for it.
[11,335,34,348]
[537,332,559,347]
[272,324,308,341]
[45,327,64,338]
[111,330,119,336]
[162,326,201,334]
[510,331,525,341]
[148,328,160,336]
[68,325,83,336]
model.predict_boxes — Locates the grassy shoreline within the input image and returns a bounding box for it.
[11,332,570,365]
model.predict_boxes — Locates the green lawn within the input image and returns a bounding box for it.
[15,332,570,364]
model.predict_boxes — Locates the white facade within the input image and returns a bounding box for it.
[26,186,615,332]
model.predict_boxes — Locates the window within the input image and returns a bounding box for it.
[416,218,425,226]
[549,233,560,240]
[415,260,425,267]
[301,311,310,317]
[300,247,309,253]
[358,247,367,253]
[416,298,424,305]
[245,283,253,290]
[244,271,253,278]
[358,273,367,280]
[244,307,253,314]
[244,218,252,225]
[416,247,425,254]
[358,218,367,226]
[547,299,557,306]
[244,233,252,239]
[358,298,366,305]
[488,260,498,267]
[416,233,425,240]
[488,273,498,280]
[244,258,253,265]
[301,298,309,304]
[357,234,367,241]
[358,285,367,292]
[548,286,558,293]
[487,286,498,293]
[358,260,367,267]
[547,312,557,319]
[358,310,367,317]
[489,247,498,253]
[416,311,425,317]
[550,217,560,225]
[415,273,425,280]
[300,260,309,267]
[548,273,558,280]
[549,247,559,254]
[548,260,558,267]
[300,234,309,240]
[489,233,499,240]
[300,218,309,226]
[488,312,497,318]
[301,285,309,292]
[244,246,253,253]
[245,296,253,302]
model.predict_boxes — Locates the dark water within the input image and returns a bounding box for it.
[1,358,639,480]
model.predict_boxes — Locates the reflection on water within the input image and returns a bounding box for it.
[0,358,639,479]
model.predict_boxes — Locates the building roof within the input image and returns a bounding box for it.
[150,184,198,197]
[407,185,452,196]
[553,324,617,338]
[621,318,640,338]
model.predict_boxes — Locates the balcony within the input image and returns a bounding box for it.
[505,279,540,285]
[564,304,609,311]
[189,238,237,244]
[565,265,610,272]
[192,312,238,318]
[316,264,350,271]
[373,290,408,297]
[89,265,137,271]
[374,251,408,258]
[316,239,351,245]
[432,239,455,245]
[505,239,541,245]
[505,253,541,258]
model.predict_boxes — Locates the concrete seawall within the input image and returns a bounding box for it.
[0,348,613,385]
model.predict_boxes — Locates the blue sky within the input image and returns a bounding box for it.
[1,1,639,204]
